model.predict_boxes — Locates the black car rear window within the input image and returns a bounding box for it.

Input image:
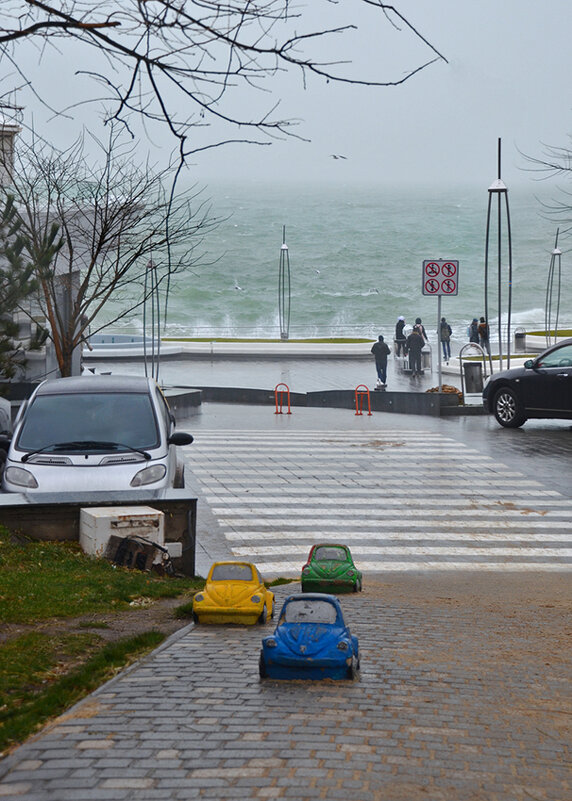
[17,392,160,451]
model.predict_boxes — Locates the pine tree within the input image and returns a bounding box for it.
[0,195,45,384]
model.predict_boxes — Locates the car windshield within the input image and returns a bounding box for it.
[17,392,160,452]
[282,599,338,625]
[211,564,254,582]
[536,343,572,368]
[314,546,347,562]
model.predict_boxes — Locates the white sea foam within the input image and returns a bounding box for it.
[101,182,571,340]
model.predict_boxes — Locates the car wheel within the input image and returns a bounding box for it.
[259,653,267,678]
[192,612,199,624]
[347,658,359,680]
[353,579,362,593]
[493,387,526,428]
[258,605,268,625]
[301,583,308,593]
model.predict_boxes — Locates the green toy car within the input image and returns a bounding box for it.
[301,543,362,594]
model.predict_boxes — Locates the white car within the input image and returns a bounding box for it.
[2,375,193,493]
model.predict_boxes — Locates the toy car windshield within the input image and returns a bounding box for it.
[281,599,338,625]
[313,546,347,561]
[211,564,254,582]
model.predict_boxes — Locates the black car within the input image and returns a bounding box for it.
[482,338,572,427]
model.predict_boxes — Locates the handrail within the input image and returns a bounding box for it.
[354,385,372,416]
[274,383,292,415]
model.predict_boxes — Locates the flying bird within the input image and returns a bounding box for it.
[330,154,348,160]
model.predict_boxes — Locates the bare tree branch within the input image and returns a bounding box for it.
[0,1,447,159]
[0,130,220,375]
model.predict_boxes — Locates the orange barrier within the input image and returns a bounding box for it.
[274,383,292,414]
[354,384,372,416]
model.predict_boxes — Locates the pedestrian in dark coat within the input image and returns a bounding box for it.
[440,317,452,361]
[414,317,428,342]
[468,318,479,343]
[405,328,424,376]
[395,316,406,356]
[478,317,490,354]
[371,335,391,386]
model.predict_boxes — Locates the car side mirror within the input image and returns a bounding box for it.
[523,359,535,369]
[168,432,193,446]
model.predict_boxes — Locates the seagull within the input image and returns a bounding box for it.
[234,282,242,291]
[331,154,347,160]
[315,269,321,275]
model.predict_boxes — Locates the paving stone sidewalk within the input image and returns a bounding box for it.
[1,574,569,801]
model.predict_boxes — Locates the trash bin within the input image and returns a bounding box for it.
[514,330,526,352]
[421,347,431,371]
[463,361,483,393]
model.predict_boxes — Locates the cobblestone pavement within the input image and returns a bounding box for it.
[0,576,570,801]
[1,405,570,800]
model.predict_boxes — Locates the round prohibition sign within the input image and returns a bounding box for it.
[441,262,457,277]
[424,278,440,294]
[441,278,457,294]
[425,262,440,277]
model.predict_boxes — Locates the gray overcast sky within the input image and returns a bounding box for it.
[8,0,572,188]
[196,0,572,188]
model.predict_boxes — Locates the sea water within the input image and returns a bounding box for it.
[105,181,572,343]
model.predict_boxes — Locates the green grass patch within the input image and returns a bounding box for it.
[0,534,202,624]
[266,577,296,588]
[173,600,196,619]
[0,630,164,754]
[0,528,206,753]
[527,329,572,337]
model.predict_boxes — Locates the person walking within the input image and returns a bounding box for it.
[405,326,424,376]
[439,317,452,362]
[478,316,491,354]
[395,316,406,356]
[468,318,479,343]
[371,334,391,388]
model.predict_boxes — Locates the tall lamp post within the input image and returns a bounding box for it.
[278,225,291,340]
[544,230,562,348]
[484,138,513,371]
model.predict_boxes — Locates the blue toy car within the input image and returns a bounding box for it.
[259,593,360,680]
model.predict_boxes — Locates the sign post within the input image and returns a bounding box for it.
[422,260,459,390]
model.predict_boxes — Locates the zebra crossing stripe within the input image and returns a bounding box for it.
[186,430,572,574]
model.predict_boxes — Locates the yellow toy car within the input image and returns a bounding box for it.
[192,561,275,625]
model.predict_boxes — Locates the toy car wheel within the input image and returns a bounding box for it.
[353,578,362,593]
[259,653,267,678]
[347,658,359,680]
[192,612,199,624]
[258,605,268,625]
[493,387,526,428]
[301,582,308,593]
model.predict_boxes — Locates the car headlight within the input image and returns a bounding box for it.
[337,641,349,651]
[265,638,277,648]
[4,466,39,489]
[193,594,204,603]
[130,464,167,487]
[250,595,261,604]
[302,566,310,574]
